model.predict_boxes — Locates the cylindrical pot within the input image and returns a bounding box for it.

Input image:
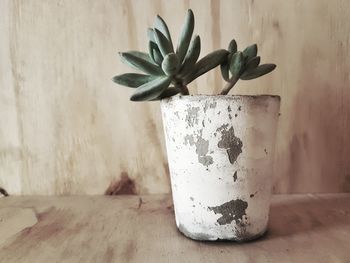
[160,95,280,242]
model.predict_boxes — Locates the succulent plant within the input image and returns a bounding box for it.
[113,9,276,100]
[220,40,276,95]
[113,9,228,101]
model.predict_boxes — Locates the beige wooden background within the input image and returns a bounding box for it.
[1,0,350,195]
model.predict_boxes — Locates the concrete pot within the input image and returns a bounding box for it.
[160,95,280,242]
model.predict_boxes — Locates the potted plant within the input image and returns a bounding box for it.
[113,9,280,242]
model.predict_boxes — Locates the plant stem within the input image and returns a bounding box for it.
[173,77,190,95]
[220,76,239,95]
[179,85,190,95]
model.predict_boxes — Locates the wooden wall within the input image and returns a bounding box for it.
[1,0,350,195]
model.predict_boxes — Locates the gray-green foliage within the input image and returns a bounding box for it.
[113,9,276,100]
[113,9,228,101]
[220,40,276,95]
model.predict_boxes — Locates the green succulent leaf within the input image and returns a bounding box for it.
[112,73,156,88]
[229,51,244,78]
[240,63,276,80]
[244,56,260,72]
[150,86,181,100]
[119,52,163,75]
[147,28,156,43]
[154,29,174,57]
[148,42,156,62]
[154,15,174,51]
[242,44,258,60]
[228,39,237,53]
[130,76,172,101]
[184,49,229,84]
[123,51,154,63]
[161,53,179,76]
[148,41,163,65]
[152,47,163,65]
[220,53,231,82]
[220,63,229,82]
[176,9,195,64]
[178,35,201,77]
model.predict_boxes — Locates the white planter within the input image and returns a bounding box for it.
[161,95,280,241]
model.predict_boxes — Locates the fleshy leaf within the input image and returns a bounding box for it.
[130,76,172,101]
[154,15,174,51]
[148,42,156,62]
[125,51,154,63]
[112,73,156,88]
[242,44,258,60]
[147,28,156,43]
[154,29,174,57]
[153,47,163,65]
[184,49,229,84]
[148,41,163,65]
[229,51,244,78]
[150,86,181,100]
[119,52,163,75]
[228,39,237,53]
[240,64,276,80]
[152,48,163,65]
[220,53,231,81]
[178,35,201,77]
[161,53,179,76]
[176,9,195,64]
[243,56,260,72]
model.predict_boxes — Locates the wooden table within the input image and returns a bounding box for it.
[0,194,349,263]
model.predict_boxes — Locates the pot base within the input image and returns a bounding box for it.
[177,223,268,242]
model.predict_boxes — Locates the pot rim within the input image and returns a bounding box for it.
[162,94,281,102]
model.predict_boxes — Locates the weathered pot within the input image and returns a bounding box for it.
[160,95,280,242]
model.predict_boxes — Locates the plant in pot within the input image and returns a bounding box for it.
[113,9,280,242]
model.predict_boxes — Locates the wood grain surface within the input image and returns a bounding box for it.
[1,0,350,194]
[0,194,349,262]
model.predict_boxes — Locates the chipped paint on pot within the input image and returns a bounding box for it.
[161,95,280,242]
